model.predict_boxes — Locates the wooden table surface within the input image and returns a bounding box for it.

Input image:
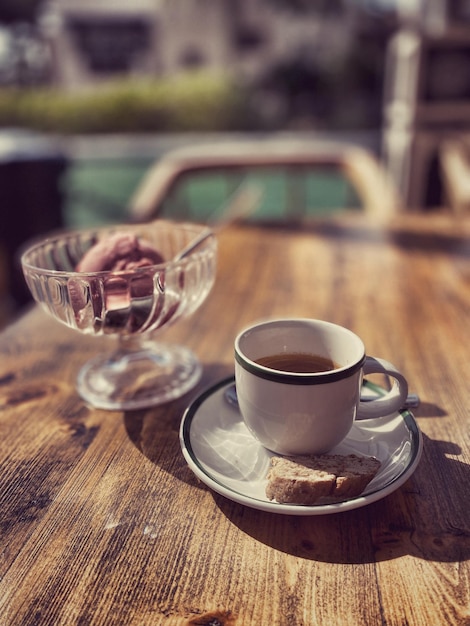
[0,212,469,626]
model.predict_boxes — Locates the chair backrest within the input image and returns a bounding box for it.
[129,139,402,224]
[440,138,470,213]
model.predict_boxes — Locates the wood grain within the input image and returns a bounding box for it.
[0,213,469,625]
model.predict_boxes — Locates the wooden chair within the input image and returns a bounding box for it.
[129,138,402,224]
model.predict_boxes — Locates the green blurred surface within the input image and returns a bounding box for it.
[63,158,154,227]
[63,158,361,227]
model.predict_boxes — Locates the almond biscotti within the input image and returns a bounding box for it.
[265,453,381,505]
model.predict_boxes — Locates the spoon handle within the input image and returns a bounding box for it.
[173,182,264,262]
[224,383,420,411]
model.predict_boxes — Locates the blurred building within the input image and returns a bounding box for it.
[33,0,470,207]
[40,0,363,90]
[35,0,394,132]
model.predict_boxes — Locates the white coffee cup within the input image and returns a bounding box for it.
[234,318,409,456]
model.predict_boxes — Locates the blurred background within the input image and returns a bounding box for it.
[1,0,470,325]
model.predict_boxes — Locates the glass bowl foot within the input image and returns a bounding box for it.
[76,342,202,410]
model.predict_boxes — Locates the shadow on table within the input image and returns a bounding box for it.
[124,364,469,566]
[123,359,233,452]
[413,401,447,418]
[215,432,470,565]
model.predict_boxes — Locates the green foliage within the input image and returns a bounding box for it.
[0,72,251,134]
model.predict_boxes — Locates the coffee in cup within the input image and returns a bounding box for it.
[234,318,409,455]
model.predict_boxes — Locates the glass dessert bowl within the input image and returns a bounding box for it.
[21,220,217,410]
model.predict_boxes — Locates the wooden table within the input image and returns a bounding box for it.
[0,212,469,626]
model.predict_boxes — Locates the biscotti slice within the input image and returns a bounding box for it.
[266,457,336,505]
[333,454,382,498]
[265,454,381,505]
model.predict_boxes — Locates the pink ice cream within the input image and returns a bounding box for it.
[69,232,172,333]
[76,233,164,272]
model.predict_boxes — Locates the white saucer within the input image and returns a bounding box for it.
[179,377,423,515]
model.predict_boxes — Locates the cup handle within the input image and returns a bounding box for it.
[356,356,409,420]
